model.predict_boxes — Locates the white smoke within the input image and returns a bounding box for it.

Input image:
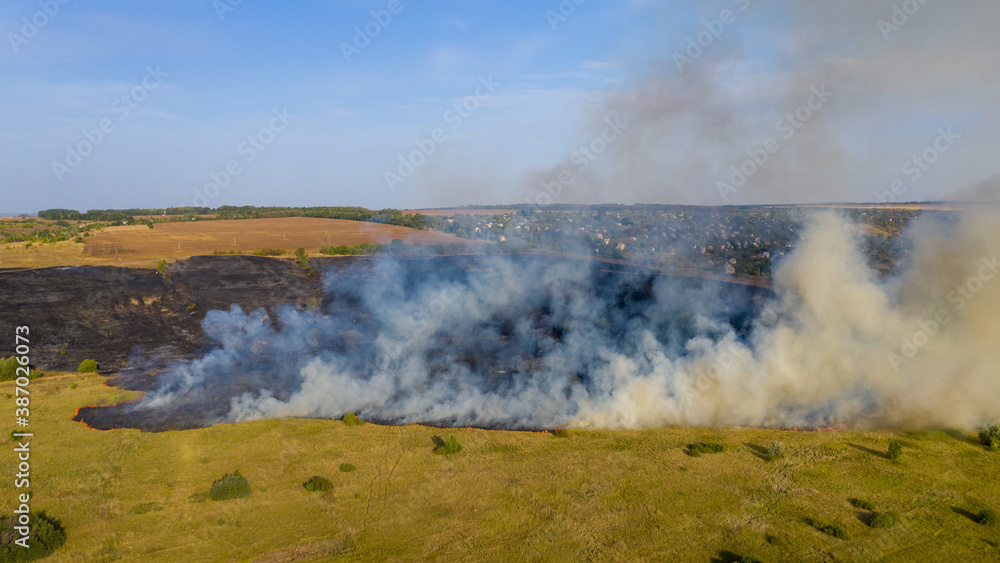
[135,207,998,431]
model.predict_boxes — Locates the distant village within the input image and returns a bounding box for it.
[426,205,936,279]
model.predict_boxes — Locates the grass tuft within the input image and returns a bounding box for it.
[849,498,875,511]
[887,439,904,460]
[764,441,785,462]
[435,435,463,455]
[685,442,725,457]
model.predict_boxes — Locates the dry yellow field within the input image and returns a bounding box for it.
[2,373,999,562]
[0,218,479,270]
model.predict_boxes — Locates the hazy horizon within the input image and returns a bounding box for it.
[3,1,998,212]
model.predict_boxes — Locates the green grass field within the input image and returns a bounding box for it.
[2,373,999,562]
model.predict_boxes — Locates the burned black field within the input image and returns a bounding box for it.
[5,254,774,432]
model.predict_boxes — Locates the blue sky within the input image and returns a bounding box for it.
[1,0,998,213]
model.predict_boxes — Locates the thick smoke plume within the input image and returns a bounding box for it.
[134,208,1000,430]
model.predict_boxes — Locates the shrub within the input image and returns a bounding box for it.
[0,511,66,561]
[69,382,77,389]
[342,413,363,426]
[979,424,1000,450]
[765,441,785,461]
[0,357,41,381]
[686,442,725,456]
[435,435,463,455]
[252,248,286,256]
[77,359,98,373]
[887,439,903,460]
[303,475,334,492]
[868,512,898,529]
[816,523,850,540]
[977,508,998,527]
[850,498,875,511]
[339,463,356,473]
[209,471,251,501]
[553,429,571,438]
[156,259,168,274]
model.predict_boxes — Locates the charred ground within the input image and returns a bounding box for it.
[24,254,774,432]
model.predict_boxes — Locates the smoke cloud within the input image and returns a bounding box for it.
[132,207,1000,431]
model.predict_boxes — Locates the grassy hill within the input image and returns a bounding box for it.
[2,373,998,561]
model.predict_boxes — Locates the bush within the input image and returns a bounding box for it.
[887,439,903,460]
[686,442,725,456]
[252,248,286,256]
[0,357,41,381]
[850,498,875,511]
[553,429,571,438]
[816,523,850,540]
[209,471,251,501]
[977,508,998,527]
[979,424,1000,451]
[765,441,785,461]
[342,413,363,426]
[339,463,356,473]
[0,511,66,561]
[156,259,168,274]
[303,475,334,492]
[77,359,98,373]
[868,512,898,529]
[435,435,463,455]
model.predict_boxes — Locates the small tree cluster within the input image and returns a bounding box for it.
[0,357,41,381]
[868,512,898,529]
[209,471,251,501]
[979,424,1000,451]
[0,511,66,561]
[77,359,98,373]
[342,413,364,426]
[252,248,287,256]
[977,508,998,527]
